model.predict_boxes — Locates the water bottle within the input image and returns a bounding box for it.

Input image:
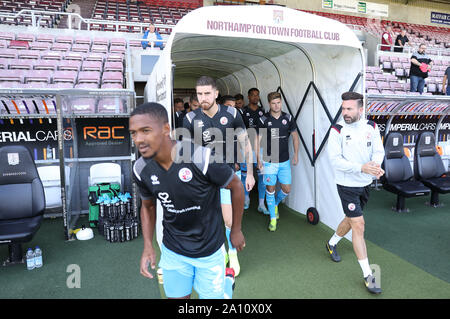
[34,246,43,268]
[46,145,53,160]
[26,248,35,270]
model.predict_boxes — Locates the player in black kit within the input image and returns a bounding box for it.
[240,88,268,214]
[131,102,245,299]
[182,76,255,277]
[256,92,300,231]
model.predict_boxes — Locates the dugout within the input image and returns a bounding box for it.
[366,94,450,171]
[144,5,365,243]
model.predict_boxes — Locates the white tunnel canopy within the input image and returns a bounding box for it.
[146,5,365,241]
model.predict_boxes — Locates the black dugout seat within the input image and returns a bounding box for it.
[0,145,45,266]
[414,132,450,207]
[381,132,430,212]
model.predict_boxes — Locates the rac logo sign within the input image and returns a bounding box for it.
[83,126,125,140]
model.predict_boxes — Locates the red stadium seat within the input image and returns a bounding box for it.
[35,34,55,43]
[0,48,18,59]
[104,61,123,72]
[29,42,52,51]
[109,45,126,54]
[0,70,25,83]
[51,43,72,52]
[81,61,103,72]
[78,71,101,84]
[71,44,90,53]
[25,70,52,84]
[0,32,15,41]
[53,70,78,84]
[17,50,40,59]
[58,60,82,72]
[102,72,123,85]
[64,52,86,61]
[8,59,34,70]
[34,59,59,71]
[85,53,105,62]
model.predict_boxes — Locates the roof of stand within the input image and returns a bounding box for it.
[165,5,363,89]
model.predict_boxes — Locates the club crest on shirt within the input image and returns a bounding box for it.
[259,111,263,116]
[282,119,287,125]
[220,116,228,125]
[179,168,193,182]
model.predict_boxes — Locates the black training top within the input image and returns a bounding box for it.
[410,51,432,78]
[241,105,265,151]
[394,35,409,52]
[182,104,246,168]
[174,110,186,129]
[241,105,265,130]
[257,111,297,163]
[133,140,234,258]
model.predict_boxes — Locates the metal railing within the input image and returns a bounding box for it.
[376,44,450,57]
[0,9,175,33]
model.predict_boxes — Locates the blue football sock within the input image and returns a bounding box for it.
[224,274,234,299]
[275,189,289,206]
[266,190,276,220]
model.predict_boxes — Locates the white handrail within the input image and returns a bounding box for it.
[0,9,175,33]
[375,44,450,57]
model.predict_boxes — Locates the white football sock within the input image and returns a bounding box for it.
[328,233,343,246]
[358,258,372,278]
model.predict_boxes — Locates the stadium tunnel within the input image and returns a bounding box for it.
[144,5,366,242]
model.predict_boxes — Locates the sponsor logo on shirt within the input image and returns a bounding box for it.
[271,128,276,137]
[158,192,171,204]
[202,130,212,143]
[157,192,200,214]
[151,175,160,185]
